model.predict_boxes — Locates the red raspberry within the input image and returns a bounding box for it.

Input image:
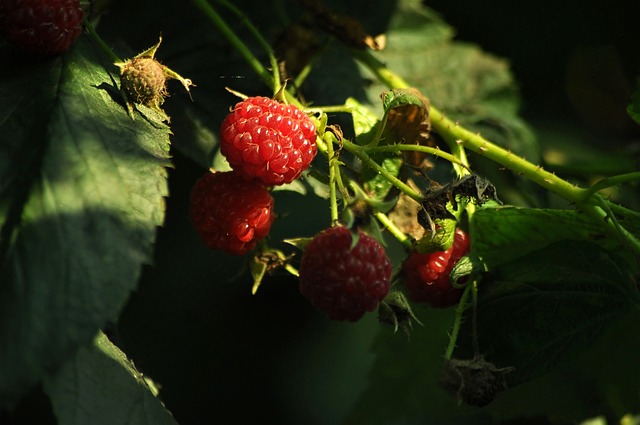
[189,171,275,255]
[402,228,470,308]
[299,226,392,322]
[0,0,84,56]
[220,96,317,186]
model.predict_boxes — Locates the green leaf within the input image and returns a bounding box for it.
[0,37,170,404]
[359,0,538,161]
[464,240,639,386]
[43,332,178,425]
[381,87,429,112]
[470,207,610,269]
[414,218,457,253]
[345,97,379,141]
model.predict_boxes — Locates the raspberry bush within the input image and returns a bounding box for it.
[1,0,640,424]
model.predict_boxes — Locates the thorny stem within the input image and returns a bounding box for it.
[444,282,474,360]
[342,140,423,203]
[362,144,468,170]
[374,212,413,250]
[343,140,422,202]
[353,49,640,256]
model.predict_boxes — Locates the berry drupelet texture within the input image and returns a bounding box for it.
[0,0,84,55]
[402,228,470,308]
[299,226,392,322]
[220,96,317,186]
[189,171,275,255]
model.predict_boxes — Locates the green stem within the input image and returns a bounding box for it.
[430,108,584,203]
[352,49,583,202]
[324,132,340,224]
[374,212,413,250]
[192,0,275,90]
[84,18,122,63]
[213,0,281,93]
[444,282,473,360]
[589,195,640,253]
[362,144,468,169]
[581,171,640,201]
[342,140,423,203]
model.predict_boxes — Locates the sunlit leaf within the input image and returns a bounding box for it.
[0,37,170,405]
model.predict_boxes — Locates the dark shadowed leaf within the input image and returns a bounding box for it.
[627,78,640,125]
[44,332,178,425]
[462,240,639,386]
[0,36,170,405]
[470,206,610,269]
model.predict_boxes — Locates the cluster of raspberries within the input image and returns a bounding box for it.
[191,94,470,320]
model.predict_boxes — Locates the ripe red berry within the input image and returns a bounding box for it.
[189,171,275,255]
[220,96,317,186]
[0,0,84,56]
[402,228,470,308]
[299,226,392,322]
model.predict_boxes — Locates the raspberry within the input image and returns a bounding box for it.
[402,228,470,307]
[299,226,392,322]
[0,0,84,56]
[120,57,167,109]
[220,96,317,186]
[189,171,275,255]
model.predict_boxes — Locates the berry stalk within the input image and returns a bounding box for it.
[374,212,413,250]
[84,18,123,64]
[443,282,474,360]
[361,144,468,170]
[324,131,341,224]
[342,139,423,203]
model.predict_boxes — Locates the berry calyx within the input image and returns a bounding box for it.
[0,0,84,56]
[299,226,392,322]
[402,228,470,307]
[220,96,317,186]
[189,170,275,256]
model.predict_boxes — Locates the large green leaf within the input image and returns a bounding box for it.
[43,332,178,425]
[0,37,171,405]
[362,0,537,160]
[463,240,639,386]
[470,206,611,269]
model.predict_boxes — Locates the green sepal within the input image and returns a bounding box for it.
[283,237,314,251]
[450,254,485,289]
[378,290,423,338]
[414,219,457,253]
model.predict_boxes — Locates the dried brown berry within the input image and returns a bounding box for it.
[120,57,167,109]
